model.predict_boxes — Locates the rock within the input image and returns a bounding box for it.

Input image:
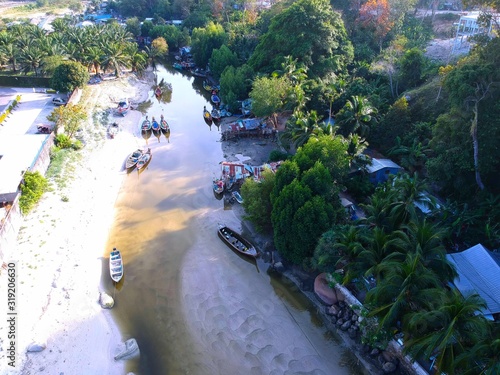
[348,329,357,339]
[382,351,397,363]
[114,338,140,361]
[351,314,358,322]
[27,342,46,352]
[99,292,114,309]
[273,261,284,272]
[382,361,397,373]
[314,273,338,305]
[327,305,339,316]
[330,316,337,324]
[340,321,352,331]
[370,348,380,357]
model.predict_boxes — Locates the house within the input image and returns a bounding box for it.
[366,158,402,185]
[446,244,500,320]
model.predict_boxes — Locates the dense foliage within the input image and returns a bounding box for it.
[50,61,89,93]
[19,171,48,214]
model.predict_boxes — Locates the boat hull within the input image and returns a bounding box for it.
[218,225,258,258]
[126,149,144,169]
[110,249,123,282]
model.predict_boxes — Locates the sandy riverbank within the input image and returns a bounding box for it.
[0,72,154,374]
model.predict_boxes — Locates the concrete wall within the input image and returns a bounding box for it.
[0,133,54,263]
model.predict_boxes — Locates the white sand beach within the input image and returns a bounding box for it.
[0,72,154,374]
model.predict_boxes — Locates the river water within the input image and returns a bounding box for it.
[105,65,364,375]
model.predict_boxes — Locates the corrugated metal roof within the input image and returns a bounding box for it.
[446,244,500,315]
[366,158,401,173]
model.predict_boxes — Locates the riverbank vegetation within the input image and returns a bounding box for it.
[1,0,499,373]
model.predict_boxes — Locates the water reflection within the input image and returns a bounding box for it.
[105,64,362,375]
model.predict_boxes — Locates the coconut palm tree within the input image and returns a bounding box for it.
[337,95,377,138]
[366,251,443,330]
[354,227,403,282]
[394,219,457,282]
[404,289,489,374]
[457,321,500,375]
[360,186,398,232]
[389,173,434,228]
[389,137,431,174]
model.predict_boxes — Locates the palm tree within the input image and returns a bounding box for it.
[366,251,443,330]
[354,227,402,282]
[389,173,433,228]
[345,133,369,169]
[0,43,18,72]
[125,43,148,76]
[51,17,72,34]
[338,95,377,138]
[331,225,367,282]
[394,219,457,282]
[86,46,104,75]
[360,186,398,232]
[282,109,322,149]
[404,289,489,374]
[458,321,500,375]
[18,46,47,76]
[389,137,431,174]
[102,42,130,77]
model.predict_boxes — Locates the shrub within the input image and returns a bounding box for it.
[54,134,73,149]
[19,171,48,214]
[71,140,83,150]
[269,150,289,162]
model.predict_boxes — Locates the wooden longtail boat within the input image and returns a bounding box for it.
[217,224,258,258]
[110,248,123,282]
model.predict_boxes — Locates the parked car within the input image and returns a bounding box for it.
[52,97,67,106]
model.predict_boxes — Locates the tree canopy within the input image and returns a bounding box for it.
[248,0,353,78]
[50,61,89,93]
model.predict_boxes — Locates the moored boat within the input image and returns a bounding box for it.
[211,108,221,124]
[213,177,224,194]
[160,114,170,133]
[211,93,221,106]
[117,99,130,116]
[217,224,258,258]
[203,106,212,122]
[232,191,244,204]
[151,117,161,140]
[110,248,123,282]
[155,86,162,97]
[141,116,151,131]
[137,148,152,171]
[126,148,144,169]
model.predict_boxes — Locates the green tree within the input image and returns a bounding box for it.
[399,47,426,89]
[125,17,142,37]
[19,171,48,215]
[405,290,489,375]
[209,45,238,80]
[191,22,227,68]
[47,104,88,138]
[50,61,89,93]
[336,95,378,138]
[220,64,255,108]
[271,166,337,264]
[151,37,169,57]
[249,74,294,128]
[102,42,130,77]
[366,251,442,330]
[240,169,275,233]
[248,0,353,78]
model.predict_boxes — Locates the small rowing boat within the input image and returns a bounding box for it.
[137,148,152,171]
[125,148,144,169]
[217,224,258,258]
[110,248,123,282]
